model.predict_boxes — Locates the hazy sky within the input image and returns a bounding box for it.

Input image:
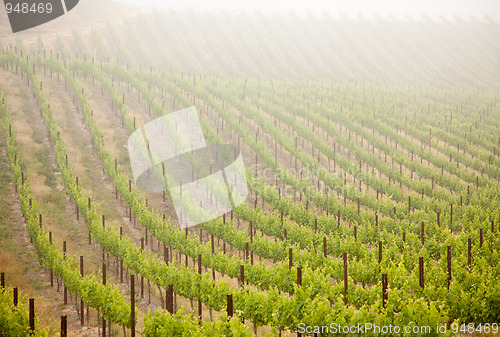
[113,0,500,21]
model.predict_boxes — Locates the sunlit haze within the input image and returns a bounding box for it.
[0,0,499,334]
[114,0,500,20]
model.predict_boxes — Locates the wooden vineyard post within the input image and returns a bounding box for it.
[102,262,106,337]
[419,257,424,289]
[289,248,293,269]
[29,298,35,333]
[382,273,388,308]
[198,254,202,324]
[80,256,84,326]
[141,274,144,300]
[354,226,357,241]
[131,275,135,337]
[61,316,67,337]
[447,246,451,290]
[227,294,233,317]
[166,285,174,314]
[378,241,382,263]
[343,252,348,304]
[13,288,18,306]
[249,221,253,243]
[63,241,67,304]
[297,267,302,286]
[323,237,327,258]
[240,265,244,287]
[437,212,440,227]
[421,222,425,245]
[49,233,53,287]
[140,239,144,298]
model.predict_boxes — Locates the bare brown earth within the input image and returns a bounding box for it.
[0,70,81,335]
[0,2,155,336]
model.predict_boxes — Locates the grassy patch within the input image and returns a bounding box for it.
[118,147,130,166]
[0,148,14,242]
[0,201,13,243]
[38,193,73,234]
[39,192,65,206]
[32,135,42,144]
[35,147,57,187]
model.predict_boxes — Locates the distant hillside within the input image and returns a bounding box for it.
[2,3,499,85]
